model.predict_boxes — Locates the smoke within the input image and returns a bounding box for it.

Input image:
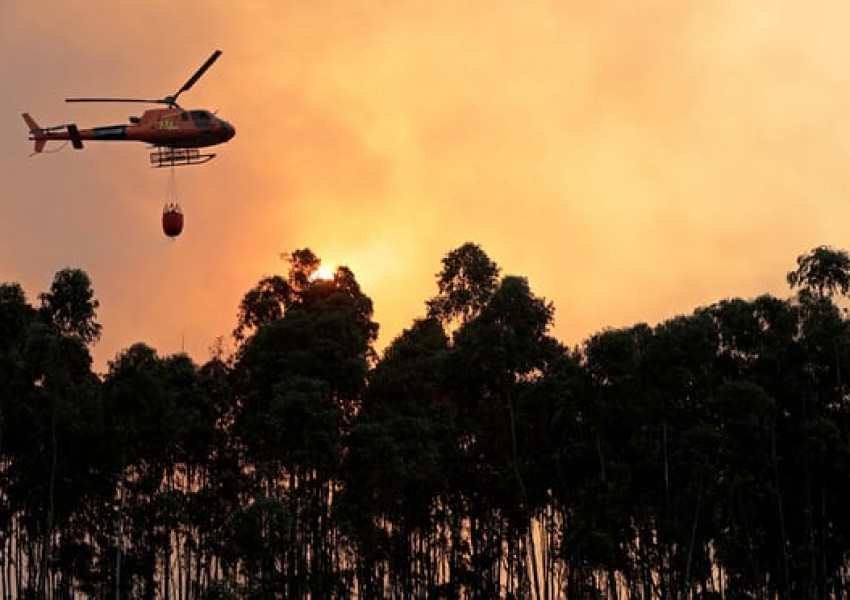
[3,1,850,369]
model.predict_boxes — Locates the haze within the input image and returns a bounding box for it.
[3,1,850,371]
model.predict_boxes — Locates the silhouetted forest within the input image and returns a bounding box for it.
[2,243,850,599]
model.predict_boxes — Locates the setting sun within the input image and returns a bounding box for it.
[311,265,335,282]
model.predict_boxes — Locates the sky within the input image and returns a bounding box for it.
[3,1,850,372]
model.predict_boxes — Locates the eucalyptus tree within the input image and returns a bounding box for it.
[38,268,103,345]
[102,343,176,600]
[338,317,453,598]
[188,357,243,593]
[232,276,290,344]
[778,247,850,598]
[787,245,850,301]
[575,324,653,598]
[426,242,501,329]
[0,270,105,598]
[0,283,40,596]
[152,352,228,599]
[234,249,377,598]
[638,312,723,598]
[693,296,806,598]
[436,255,559,598]
[788,291,850,599]
[233,248,323,343]
[573,300,791,599]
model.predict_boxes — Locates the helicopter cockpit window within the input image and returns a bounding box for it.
[190,110,213,126]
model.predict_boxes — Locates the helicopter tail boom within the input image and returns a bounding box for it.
[22,113,86,153]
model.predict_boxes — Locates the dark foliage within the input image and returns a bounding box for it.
[1,246,850,599]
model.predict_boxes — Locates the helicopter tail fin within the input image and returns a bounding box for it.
[22,113,47,153]
[22,113,40,131]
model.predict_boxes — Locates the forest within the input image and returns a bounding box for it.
[2,243,850,599]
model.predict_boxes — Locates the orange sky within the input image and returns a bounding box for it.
[3,1,850,372]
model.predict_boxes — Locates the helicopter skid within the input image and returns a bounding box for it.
[150,147,216,168]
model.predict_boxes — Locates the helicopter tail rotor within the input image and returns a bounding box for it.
[22,113,47,153]
[22,112,41,133]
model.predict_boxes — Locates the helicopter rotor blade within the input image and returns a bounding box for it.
[64,51,222,108]
[170,50,222,104]
[66,97,167,104]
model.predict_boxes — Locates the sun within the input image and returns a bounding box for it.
[311,265,335,282]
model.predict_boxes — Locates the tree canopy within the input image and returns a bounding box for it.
[1,245,849,599]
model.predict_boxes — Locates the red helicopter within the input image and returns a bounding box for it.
[22,50,235,168]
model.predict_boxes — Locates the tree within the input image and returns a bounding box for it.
[11,245,850,598]
[338,318,453,597]
[39,268,102,345]
[427,243,501,328]
[787,246,850,301]
[232,276,290,343]
[441,273,559,598]
[234,249,377,598]
[0,271,106,599]
[233,249,337,344]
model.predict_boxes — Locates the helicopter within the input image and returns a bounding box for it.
[22,50,235,167]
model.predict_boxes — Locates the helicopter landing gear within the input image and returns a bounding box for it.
[150,147,216,168]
